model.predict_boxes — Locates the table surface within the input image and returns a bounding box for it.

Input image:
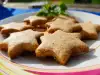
[3,2,100,12]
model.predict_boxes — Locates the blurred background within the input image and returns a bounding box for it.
[0,0,100,20]
[4,0,100,11]
[6,0,100,4]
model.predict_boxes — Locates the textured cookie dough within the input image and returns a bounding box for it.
[24,15,47,27]
[0,22,34,36]
[46,16,82,33]
[78,22,100,39]
[58,15,78,23]
[0,29,43,59]
[36,30,89,65]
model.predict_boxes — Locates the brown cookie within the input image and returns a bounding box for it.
[24,15,47,27]
[0,22,34,36]
[58,15,78,23]
[36,30,89,65]
[0,29,43,59]
[46,16,82,33]
[77,22,100,40]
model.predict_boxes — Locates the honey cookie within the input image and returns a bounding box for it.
[58,15,78,23]
[46,16,82,33]
[0,22,34,36]
[0,29,43,59]
[78,22,100,39]
[24,15,47,27]
[36,30,89,65]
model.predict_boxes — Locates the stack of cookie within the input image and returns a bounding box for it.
[0,15,100,65]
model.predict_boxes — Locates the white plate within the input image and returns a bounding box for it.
[0,10,100,71]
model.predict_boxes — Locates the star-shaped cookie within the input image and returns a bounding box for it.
[58,15,78,23]
[36,30,89,65]
[0,29,43,59]
[0,22,34,36]
[24,15,47,27]
[46,16,82,33]
[77,22,100,39]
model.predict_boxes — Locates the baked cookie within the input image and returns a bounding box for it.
[36,30,89,65]
[0,22,34,36]
[77,22,100,40]
[46,16,82,33]
[0,29,43,59]
[58,15,78,23]
[24,15,47,27]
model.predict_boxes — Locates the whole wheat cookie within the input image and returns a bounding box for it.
[24,15,47,27]
[0,22,34,36]
[46,16,82,33]
[58,15,78,23]
[77,22,100,40]
[0,29,43,59]
[36,30,89,65]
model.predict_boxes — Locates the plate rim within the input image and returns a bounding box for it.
[0,10,100,24]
